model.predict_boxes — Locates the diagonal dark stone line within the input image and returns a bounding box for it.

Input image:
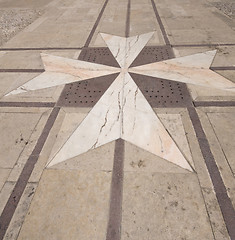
[84,0,110,47]
[151,0,170,45]
[187,107,235,240]
[125,0,131,38]
[0,107,60,240]
[106,139,125,240]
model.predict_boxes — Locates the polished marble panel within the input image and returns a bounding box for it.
[130,50,235,92]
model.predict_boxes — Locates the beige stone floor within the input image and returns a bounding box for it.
[0,0,234,239]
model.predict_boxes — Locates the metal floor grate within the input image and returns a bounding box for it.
[131,73,192,108]
[57,73,119,107]
[78,47,120,68]
[130,46,174,67]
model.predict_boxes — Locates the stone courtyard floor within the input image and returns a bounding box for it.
[0,0,235,239]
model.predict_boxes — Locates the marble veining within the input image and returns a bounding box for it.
[121,73,192,171]
[5,53,120,96]
[47,72,193,171]
[5,32,235,172]
[129,50,235,92]
[47,73,124,167]
[100,32,154,69]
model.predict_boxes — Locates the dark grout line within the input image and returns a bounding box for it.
[0,102,55,108]
[187,107,235,240]
[0,43,235,51]
[84,0,109,48]
[210,66,235,71]
[194,101,235,107]
[0,48,83,51]
[0,69,44,73]
[172,43,235,47]
[0,107,60,240]
[125,0,131,38]
[151,0,170,45]
[106,139,125,240]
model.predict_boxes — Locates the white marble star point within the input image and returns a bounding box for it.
[5,53,120,96]
[129,50,235,92]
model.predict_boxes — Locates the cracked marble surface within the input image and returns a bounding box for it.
[129,50,235,92]
[4,32,235,173]
[100,32,154,68]
[48,72,192,171]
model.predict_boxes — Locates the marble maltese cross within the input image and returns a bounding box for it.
[6,32,235,171]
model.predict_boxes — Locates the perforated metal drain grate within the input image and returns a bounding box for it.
[130,46,174,67]
[78,47,120,68]
[57,73,119,107]
[130,73,192,108]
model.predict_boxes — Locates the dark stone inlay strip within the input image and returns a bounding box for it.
[0,44,235,51]
[151,0,170,45]
[187,107,235,239]
[0,48,82,51]
[125,0,131,38]
[194,101,235,107]
[0,69,44,73]
[172,43,235,47]
[0,102,55,108]
[0,107,60,240]
[84,0,109,47]
[106,139,125,240]
[210,66,235,71]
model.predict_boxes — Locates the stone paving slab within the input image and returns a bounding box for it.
[0,0,234,239]
[17,170,112,240]
[122,172,214,240]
